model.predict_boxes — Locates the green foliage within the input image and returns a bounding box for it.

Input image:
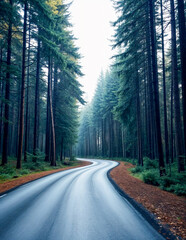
[0,164,17,175]
[130,166,143,174]
[166,184,186,196]
[19,169,31,175]
[0,174,13,181]
[0,0,83,167]
[143,158,158,169]
[77,70,122,157]
[158,176,180,189]
[130,158,186,196]
[26,150,46,161]
[142,169,160,186]
[0,157,80,182]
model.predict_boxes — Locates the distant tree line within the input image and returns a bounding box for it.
[0,0,84,168]
[77,0,186,175]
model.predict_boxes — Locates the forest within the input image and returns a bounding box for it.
[0,1,185,239]
[0,0,84,169]
[77,0,186,193]
[0,0,185,192]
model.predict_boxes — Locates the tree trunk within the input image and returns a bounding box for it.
[2,0,12,165]
[149,0,165,176]
[48,56,56,166]
[45,88,50,162]
[135,64,143,166]
[145,3,155,160]
[53,63,57,156]
[94,128,97,156]
[53,63,57,123]
[170,0,184,172]
[17,1,28,169]
[101,118,105,156]
[33,35,41,161]
[45,57,51,162]
[161,0,169,164]
[10,101,15,156]
[60,137,63,161]
[170,76,174,163]
[24,17,31,162]
[15,79,21,158]
[109,113,113,158]
[177,0,186,154]
[121,126,125,158]
[0,48,3,154]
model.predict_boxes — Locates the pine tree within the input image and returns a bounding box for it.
[2,0,13,165]
[17,1,28,169]
[170,0,184,172]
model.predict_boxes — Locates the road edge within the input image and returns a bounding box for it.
[0,161,92,197]
[107,162,179,240]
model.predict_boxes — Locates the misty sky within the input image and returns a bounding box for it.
[69,0,117,103]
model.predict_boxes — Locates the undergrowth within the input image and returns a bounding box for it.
[0,155,79,182]
[129,157,186,196]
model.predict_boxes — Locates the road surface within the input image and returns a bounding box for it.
[0,159,165,240]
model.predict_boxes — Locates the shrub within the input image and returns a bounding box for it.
[130,166,143,174]
[158,176,179,189]
[25,150,45,161]
[144,158,158,169]
[29,165,38,171]
[19,169,30,175]
[167,184,186,196]
[23,162,35,169]
[172,173,186,184]
[0,173,12,180]
[70,156,75,161]
[38,165,48,171]
[0,165,16,175]
[142,170,159,186]
[63,161,70,166]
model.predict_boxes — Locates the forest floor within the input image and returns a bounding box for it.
[110,161,186,240]
[0,160,90,194]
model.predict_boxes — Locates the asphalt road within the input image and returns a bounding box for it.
[0,159,165,240]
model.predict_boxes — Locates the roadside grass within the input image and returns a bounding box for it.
[0,155,79,183]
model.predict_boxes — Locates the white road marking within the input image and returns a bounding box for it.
[0,194,7,199]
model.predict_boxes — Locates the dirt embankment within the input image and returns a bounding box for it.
[110,161,186,240]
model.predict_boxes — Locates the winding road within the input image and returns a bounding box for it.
[0,159,165,240]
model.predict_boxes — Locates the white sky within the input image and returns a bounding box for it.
[68,0,117,103]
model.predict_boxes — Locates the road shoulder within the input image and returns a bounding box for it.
[109,161,186,240]
[0,161,91,195]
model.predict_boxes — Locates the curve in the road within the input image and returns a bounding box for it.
[0,159,165,240]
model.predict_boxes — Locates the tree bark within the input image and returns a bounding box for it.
[170,0,184,172]
[177,0,186,154]
[24,16,31,162]
[17,1,28,169]
[33,34,41,161]
[161,0,169,164]
[48,56,56,166]
[53,63,57,123]
[2,0,12,165]
[45,57,51,162]
[170,75,174,163]
[60,137,63,161]
[149,0,165,176]
[135,64,143,166]
[145,3,155,160]
[0,48,3,154]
